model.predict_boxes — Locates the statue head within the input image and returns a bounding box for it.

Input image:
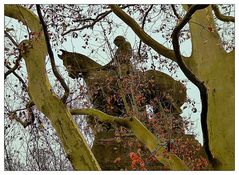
[113,36,126,47]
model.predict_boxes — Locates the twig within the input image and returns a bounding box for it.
[4,31,19,47]
[4,55,22,79]
[4,143,12,170]
[5,64,27,90]
[63,11,111,36]
[171,5,181,19]
[138,5,154,57]
[36,5,70,103]
[172,5,215,164]
[142,5,154,30]
[62,5,135,36]
[73,10,110,23]
[99,22,114,59]
[4,31,23,79]
[212,5,234,22]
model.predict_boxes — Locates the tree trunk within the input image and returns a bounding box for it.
[187,6,234,170]
[5,5,101,170]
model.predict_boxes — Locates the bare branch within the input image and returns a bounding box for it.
[73,10,110,23]
[4,31,19,47]
[62,5,134,36]
[36,5,70,103]
[5,64,27,90]
[4,55,22,79]
[138,5,154,57]
[4,31,23,79]
[110,5,188,62]
[172,4,215,165]
[171,5,181,19]
[141,5,154,30]
[4,143,12,170]
[212,5,234,22]
[62,11,111,36]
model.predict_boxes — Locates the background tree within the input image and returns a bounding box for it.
[4,4,234,170]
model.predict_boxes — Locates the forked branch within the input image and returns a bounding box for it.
[5,64,27,90]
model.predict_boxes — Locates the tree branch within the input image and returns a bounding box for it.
[5,5,42,32]
[138,5,154,57]
[4,55,22,79]
[110,5,188,62]
[70,108,189,170]
[62,11,111,36]
[73,10,111,23]
[36,5,70,103]
[4,31,23,79]
[172,5,215,165]
[70,108,128,126]
[4,30,19,47]
[5,64,27,90]
[62,5,134,36]
[212,5,234,22]
[171,5,181,19]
